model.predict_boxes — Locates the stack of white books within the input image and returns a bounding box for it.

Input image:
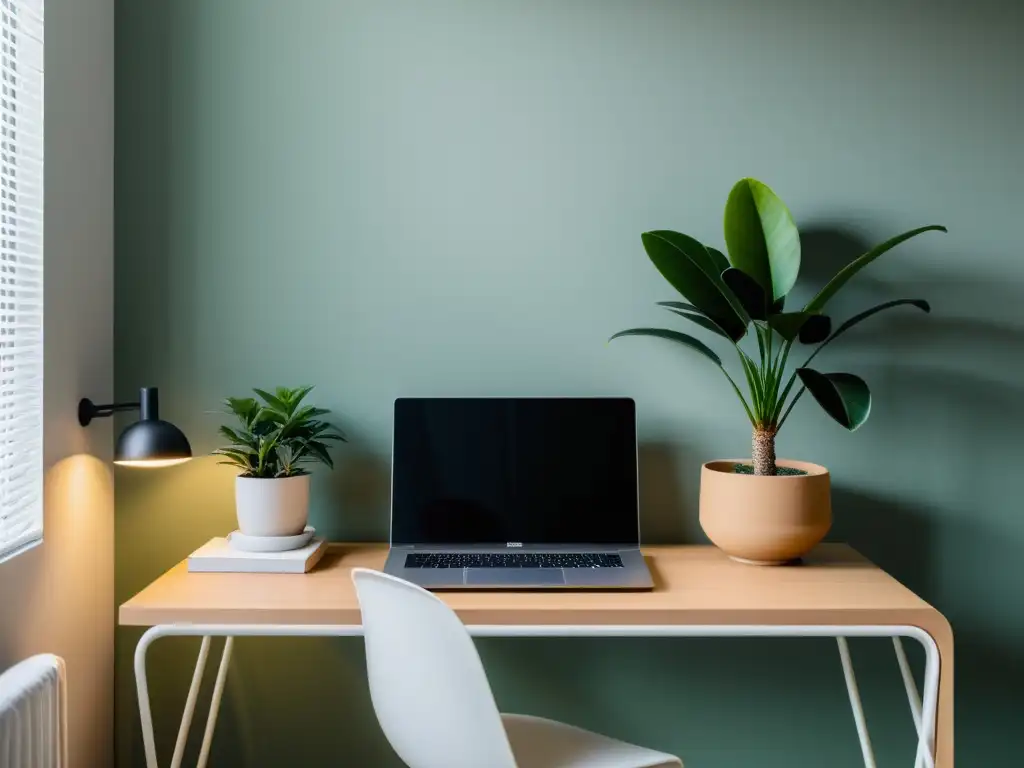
[188,536,327,573]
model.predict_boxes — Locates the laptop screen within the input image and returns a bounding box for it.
[391,398,639,546]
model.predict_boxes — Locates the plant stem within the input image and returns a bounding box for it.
[777,386,806,430]
[737,349,763,419]
[752,426,777,476]
[772,332,830,421]
[766,338,793,421]
[721,367,757,426]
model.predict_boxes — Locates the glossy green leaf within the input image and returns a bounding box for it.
[642,231,748,341]
[664,308,729,338]
[768,312,812,341]
[658,299,756,346]
[285,385,315,405]
[804,226,946,312]
[288,405,331,427]
[224,397,260,428]
[723,178,801,301]
[799,314,832,344]
[796,368,872,431]
[217,425,251,446]
[253,388,289,414]
[253,407,286,425]
[706,246,730,275]
[652,231,721,283]
[721,267,768,320]
[656,300,700,314]
[609,328,722,366]
[216,386,341,477]
[737,349,765,417]
[302,440,334,470]
[767,312,832,343]
[212,448,254,463]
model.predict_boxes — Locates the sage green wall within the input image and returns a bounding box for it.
[114,1,1023,765]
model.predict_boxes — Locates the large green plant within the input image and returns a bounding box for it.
[612,178,945,475]
[213,386,346,478]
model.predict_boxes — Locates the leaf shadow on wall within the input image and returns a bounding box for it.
[821,281,1024,762]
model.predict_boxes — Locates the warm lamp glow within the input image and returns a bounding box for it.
[114,457,192,469]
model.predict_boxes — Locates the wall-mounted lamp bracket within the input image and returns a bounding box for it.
[77,398,142,427]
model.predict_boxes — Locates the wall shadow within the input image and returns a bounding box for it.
[830,354,1024,767]
[789,226,1024,765]
[792,224,954,318]
[637,441,698,544]
[829,486,936,599]
[799,225,874,290]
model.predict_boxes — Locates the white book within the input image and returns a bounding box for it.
[188,537,327,573]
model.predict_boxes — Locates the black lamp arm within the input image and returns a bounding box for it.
[79,387,161,427]
[78,399,139,427]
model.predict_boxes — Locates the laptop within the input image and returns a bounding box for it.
[382,397,654,590]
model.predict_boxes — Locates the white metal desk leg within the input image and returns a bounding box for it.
[170,636,212,768]
[837,637,877,768]
[135,629,220,768]
[135,627,166,768]
[196,637,234,768]
[914,635,939,768]
[892,638,927,768]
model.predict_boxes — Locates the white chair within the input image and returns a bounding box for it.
[351,568,682,768]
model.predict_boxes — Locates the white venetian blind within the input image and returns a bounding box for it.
[0,0,42,560]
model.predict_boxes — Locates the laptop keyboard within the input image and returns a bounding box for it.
[404,553,624,569]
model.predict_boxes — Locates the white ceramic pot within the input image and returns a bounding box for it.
[235,474,311,537]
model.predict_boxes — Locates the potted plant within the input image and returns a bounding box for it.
[612,178,945,564]
[214,386,346,538]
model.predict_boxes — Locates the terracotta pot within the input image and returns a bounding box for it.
[699,459,831,565]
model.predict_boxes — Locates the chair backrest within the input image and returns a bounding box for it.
[0,654,68,768]
[351,568,517,768]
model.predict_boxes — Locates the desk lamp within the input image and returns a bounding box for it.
[78,387,192,467]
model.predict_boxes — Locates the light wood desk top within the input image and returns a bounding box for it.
[120,543,953,766]
[119,543,946,631]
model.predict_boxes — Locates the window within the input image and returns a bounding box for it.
[0,0,42,560]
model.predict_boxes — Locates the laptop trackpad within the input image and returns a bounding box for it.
[465,568,566,587]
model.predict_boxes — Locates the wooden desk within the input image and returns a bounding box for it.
[121,544,953,768]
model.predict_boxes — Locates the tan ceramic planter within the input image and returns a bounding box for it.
[699,459,831,565]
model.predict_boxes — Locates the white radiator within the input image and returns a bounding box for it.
[0,654,67,768]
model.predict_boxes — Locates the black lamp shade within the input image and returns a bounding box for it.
[111,387,192,467]
[114,419,192,467]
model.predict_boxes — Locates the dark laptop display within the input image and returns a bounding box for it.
[391,398,639,547]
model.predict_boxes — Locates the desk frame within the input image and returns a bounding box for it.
[134,622,938,768]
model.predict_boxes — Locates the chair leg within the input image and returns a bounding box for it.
[836,637,876,768]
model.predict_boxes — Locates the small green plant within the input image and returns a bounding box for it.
[213,386,346,478]
[612,178,946,476]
